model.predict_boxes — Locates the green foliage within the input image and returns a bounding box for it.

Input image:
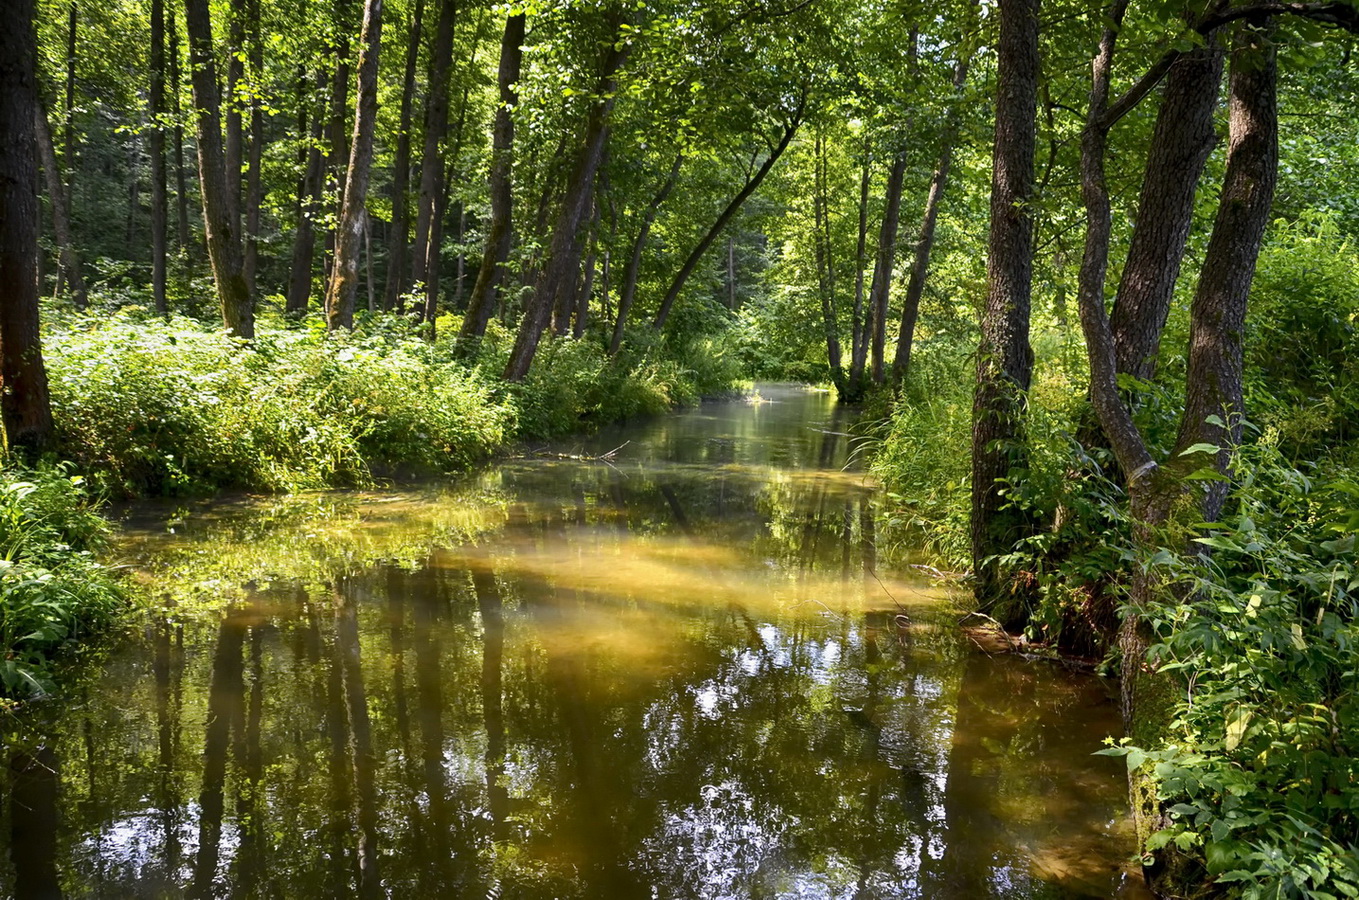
[0,465,126,698]
[1246,214,1359,460]
[1106,441,1359,898]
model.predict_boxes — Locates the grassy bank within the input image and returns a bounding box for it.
[1,308,743,698]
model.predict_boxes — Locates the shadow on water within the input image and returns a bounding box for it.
[1,385,1148,898]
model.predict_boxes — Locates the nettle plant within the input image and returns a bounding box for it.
[1102,441,1359,898]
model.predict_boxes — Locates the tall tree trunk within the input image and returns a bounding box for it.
[380,0,425,310]
[0,0,55,453]
[322,0,353,282]
[970,0,1040,624]
[410,0,458,290]
[150,0,168,314]
[421,80,473,328]
[504,26,629,382]
[892,50,974,387]
[608,151,680,354]
[169,7,193,258]
[1109,46,1225,383]
[184,0,254,336]
[324,0,385,330]
[866,152,906,383]
[64,0,76,205]
[225,0,245,223]
[573,206,598,338]
[846,134,870,394]
[286,67,327,314]
[35,98,88,308]
[457,11,525,348]
[813,134,845,395]
[242,0,265,295]
[652,100,804,332]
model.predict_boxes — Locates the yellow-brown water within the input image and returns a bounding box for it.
[1,385,1146,898]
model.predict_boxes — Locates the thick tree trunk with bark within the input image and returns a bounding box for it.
[970,0,1040,624]
[866,152,906,383]
[184,0,253,336]
[652,101,803,332]
[0,0,55,453]
[150,0,168,314]
[458,12,526,349]
[892,51,973,387]
[1110,46,1225,382]
[324,0,384,330]
[35,99,88,308]
[608,151,680,354]
[505,30,629,382]
[380,0,425,311]
[411,0,458,291]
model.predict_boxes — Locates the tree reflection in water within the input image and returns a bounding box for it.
[0,386,1145,898]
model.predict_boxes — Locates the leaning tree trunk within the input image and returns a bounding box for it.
[457,11,526,349]
[652,100,804,332]
[866,152,906,383]
[184,0,253,336]
[324,0,384,330]
[34,98,88,308]
[970,0,1040,626]
[608,151,680,354]
[380,0,425,311]
[0,0,55,453]
[892,49,973,387]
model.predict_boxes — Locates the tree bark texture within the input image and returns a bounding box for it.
[0,0,55,453]
[380,0,425,311]
[324,0,385,330]
[1109,46,1225,383]
[458,12,526,348]
[970,0,1039,623]
[184,0,254,336]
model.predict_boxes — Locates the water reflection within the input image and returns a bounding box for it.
[1,386,1143,898]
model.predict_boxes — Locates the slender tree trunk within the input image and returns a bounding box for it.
[504,28,629,382]
[457,12,525,348]
[866,152,906,383]
[0,0,55,453]
[242,0,264,295]
[225,0,245,223]
[64,0,76,204]
[608,151,680,354]
[150,0,168,314]
[322,0,353,282]
[892,50,974,386]
[411,0,457,290]
[813,134,845,394]
[573,207,598,338]
[380,0,425,310]
[184,0,254,336]
[169,7,192,258]
[970,0,1040,624]
[652,102,803,332]
[324,0,385,330]
[1109,46,1225,383]
[35,98,88,308]
[846,134,870,394]
[287,68,327,314]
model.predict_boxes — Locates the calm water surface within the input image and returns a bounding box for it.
[2,385,1146,898]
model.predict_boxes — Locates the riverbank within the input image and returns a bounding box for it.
[1,309,744,699]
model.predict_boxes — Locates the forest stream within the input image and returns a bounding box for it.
[2,385,1149,898]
